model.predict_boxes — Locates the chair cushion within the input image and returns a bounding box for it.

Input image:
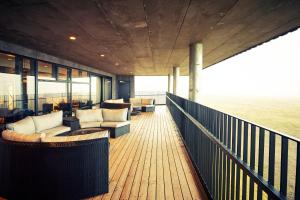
[105,99,124,103]
[41,130,109,143]
[102,108,128,122]
[6,116,35,134]
[142,99,154,105]
[130,98,142,106]
[76,109,103,123]
[101,121,130,128]
[80,121,102,129]
[142,105,155,108]
[32,111,63,132]
[40,126,71,137]
[2,130,41,142]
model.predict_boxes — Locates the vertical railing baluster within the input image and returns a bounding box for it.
[249,124,256,200]
[268,131,275,200]
[231,118,237,200]
[236,119,242,200]
[242,122,248,200]
[226,116,231,200]
[295,142,300,200]
[280,137,288,197]
[257,128,265,200]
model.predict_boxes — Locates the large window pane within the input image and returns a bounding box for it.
[0,53,15,74]
[23,58,35,111]
[38,61,54,80]
[72,83,89,103]
[38,81,67,112]
[103,78,112,101]
[57,67,68,81]
[0,53,21,109]
[72,69,89,83]
[91,76,101,103]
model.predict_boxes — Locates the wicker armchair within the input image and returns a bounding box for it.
[0,137,109,199]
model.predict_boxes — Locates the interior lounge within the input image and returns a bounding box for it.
[0,1,300,200]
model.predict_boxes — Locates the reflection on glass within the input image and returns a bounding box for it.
[58,67,68,80]
[72,83,89,103]
[38,82,67,112]
[0,53,21,109]
[23,58,35,111]
[72,69,89,83]
[0,53,15,74]
[38,61,54,80]
[91,76,101,103]
[0,73,22,109]
[103,78,112,101]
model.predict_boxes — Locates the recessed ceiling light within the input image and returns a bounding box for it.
[100,54,105,57]
[44,65,48,68]
[69,36,76,40]
[115,62,119,66]
[7,54,15,58]
[7,58,12,61]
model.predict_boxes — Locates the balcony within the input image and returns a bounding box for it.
[97,105,207,199]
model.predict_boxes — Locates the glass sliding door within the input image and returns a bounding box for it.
[103,77,112,101]
[71,69,90,109]
[91,76,101,104]
[0,53,22,109]
[23,58,35,111]
[37,61,68,112]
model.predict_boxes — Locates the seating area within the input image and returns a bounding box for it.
[130,98,156,112]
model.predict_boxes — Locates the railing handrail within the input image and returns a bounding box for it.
[167,95,282,200]
[168,92,300,143]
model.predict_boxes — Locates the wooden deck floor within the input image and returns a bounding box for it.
[94,106,207,200]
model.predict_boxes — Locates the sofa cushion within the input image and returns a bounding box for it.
[130,98,142,106]
[41,130,109,143]
[40,126,71,137]
[80,121,102,129]
[142,99,154,105]
[76,109,103,123]
[2,130,41,142]
[101,121,130,128]
[32,111,63,132]
[105,99,124,103]
[6,116,35,134]
[102,108,128,122]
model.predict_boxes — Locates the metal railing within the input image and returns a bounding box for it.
[166,92,300,200]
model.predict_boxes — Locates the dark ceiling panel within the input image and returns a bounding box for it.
[0,0,299,75]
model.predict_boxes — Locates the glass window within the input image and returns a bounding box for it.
[23,58,35,111]
[0,53,15,74]
[91,76,101,104]
[72,83,90,103]
[38,61,54,80]
[103,78,112,101]
[72,69,89,83]
[57,67,68,81]
[38,81,67,112]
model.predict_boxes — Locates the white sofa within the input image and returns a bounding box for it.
[76,108,130,138]
[129,98,155,112]
[5,111,70,139]
[104,99,124,103]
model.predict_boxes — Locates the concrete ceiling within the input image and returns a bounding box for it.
[0,0,299,75]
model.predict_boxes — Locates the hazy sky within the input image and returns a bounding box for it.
[135,28,300,98]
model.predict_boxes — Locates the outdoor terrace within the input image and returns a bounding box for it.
[94,106,207,200]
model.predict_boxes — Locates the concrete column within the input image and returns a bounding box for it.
[189,42,203,102]
[173,66,180,95]
[168,73,172,93]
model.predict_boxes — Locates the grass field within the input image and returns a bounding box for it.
[200,96,300,199]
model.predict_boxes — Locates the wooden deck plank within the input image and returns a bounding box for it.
[95,106,207,200]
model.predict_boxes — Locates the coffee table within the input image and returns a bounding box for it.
[69,128,108,136]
